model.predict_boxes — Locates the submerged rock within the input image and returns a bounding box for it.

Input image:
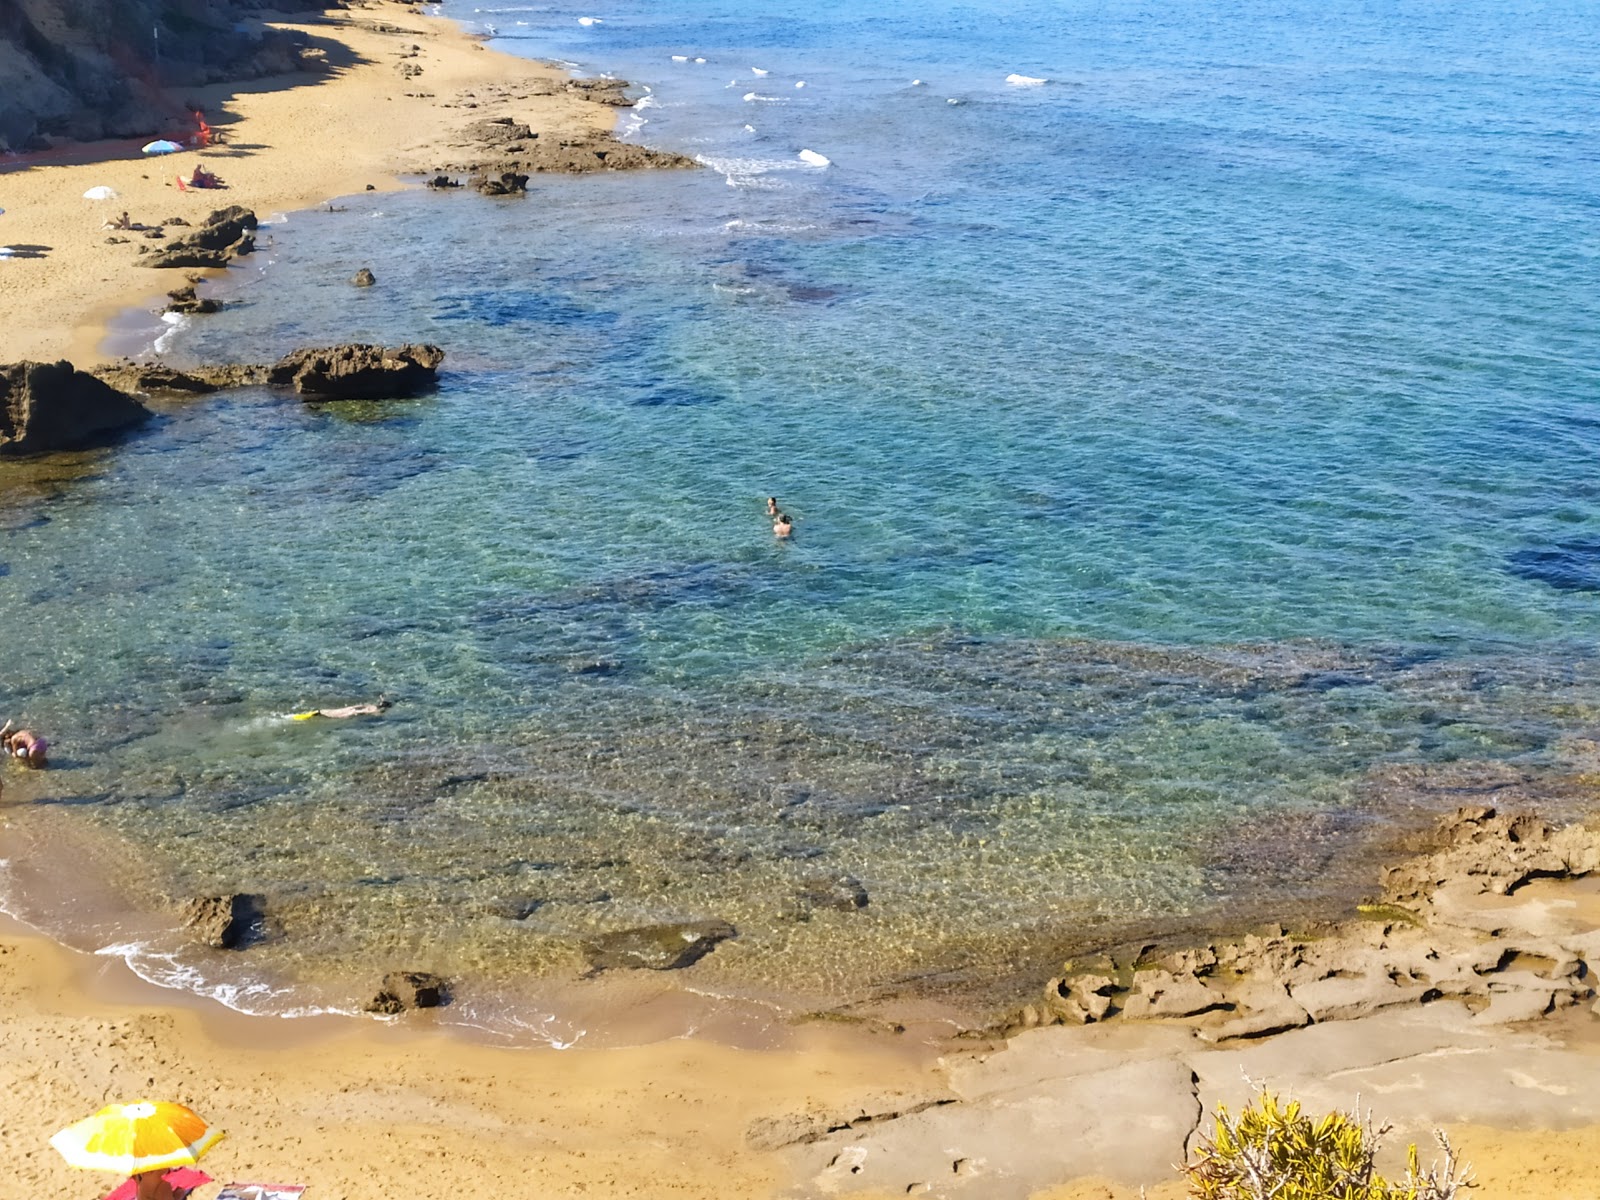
[93,362,265,395]
[267,343,445,399]
[351,267,377,287]
[471,170,529,196]
[584,919,736,971]
[0,360,150,455]
[364,970,450,1014]
[164,284,222,314]
[180,893,262,950]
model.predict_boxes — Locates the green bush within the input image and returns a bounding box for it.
[1183,1091,1473,1200]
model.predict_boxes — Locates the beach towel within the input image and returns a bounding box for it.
[216,1186,306,1200]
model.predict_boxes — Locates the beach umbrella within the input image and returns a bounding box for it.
[142,139,184,155]
[82,185,119,201]
[50,1100,225,1176]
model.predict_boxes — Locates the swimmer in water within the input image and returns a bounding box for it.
[773,512,794,539]
[289,699,392,721]
[766,496,779,516]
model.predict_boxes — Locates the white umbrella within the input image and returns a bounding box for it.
[142,140,183,155]
[83,186,119,201]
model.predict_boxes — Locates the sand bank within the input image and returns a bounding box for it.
[0,1,612,366]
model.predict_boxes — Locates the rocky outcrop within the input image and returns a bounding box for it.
[564,77,634,107]
[164,284,222,314]
[1019,805,1600,1041]
[584,920,736,971]
[351,267,376,287]
[141,206,257,269]
[441,113,698,180]
[0,360,150,455]
[180,893,262,949]
[267,344,445,399]
[364,970,450,1014]
[471,170,529,196]
[0,0,328,152]
[93,362,265,395]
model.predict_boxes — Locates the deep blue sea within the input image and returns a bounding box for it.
[1,0,1597,1039]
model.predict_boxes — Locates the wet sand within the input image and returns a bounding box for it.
[0,0,612,366]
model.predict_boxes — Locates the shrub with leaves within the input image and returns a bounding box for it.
[1182,1090,1474,1200]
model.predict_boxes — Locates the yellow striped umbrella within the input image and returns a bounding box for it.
[50,1101,224,1175]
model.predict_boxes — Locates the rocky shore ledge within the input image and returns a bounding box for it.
[0,344,445,454]
[766,806,1600,1198]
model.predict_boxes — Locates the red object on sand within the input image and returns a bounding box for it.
[105,1167,212,1200]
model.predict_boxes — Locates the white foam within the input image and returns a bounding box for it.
[1005,73,1048,86]
[798,148,831,167]
[743,124,756,132]
[947,97,961,105]
[151,311,191,356]
[743,92,780,102]
[577,15,603,25]
[694,57,706,63]
[795,80,806,88]
[95,942,349,1020]
[911,79,924,86]
[751,66,768,76]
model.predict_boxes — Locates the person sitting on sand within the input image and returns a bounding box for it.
[0,720,48,766]
[289,699,392,721]
[109,211,133,230]
[131,1169,201,1200]
[189,162,223,189]
[773,512,794,539]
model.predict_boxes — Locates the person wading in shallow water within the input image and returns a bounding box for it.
[0,720,48,766]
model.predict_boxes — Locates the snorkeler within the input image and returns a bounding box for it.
[289,699,392,721]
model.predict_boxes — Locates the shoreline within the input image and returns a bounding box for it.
[0,0,617,366]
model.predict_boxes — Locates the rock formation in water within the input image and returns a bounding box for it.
[435,105,698,182]
[180,893,263,949]
[0,360,150,455]
[364,970,450,1014]
[583,920,737,971]
[140,206,258,269]
[0,0,329,152]
[267,343,445,399]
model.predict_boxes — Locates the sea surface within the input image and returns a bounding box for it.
[1,0,1598,1041]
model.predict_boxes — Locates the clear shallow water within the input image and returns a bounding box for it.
[2,0,1599,1033]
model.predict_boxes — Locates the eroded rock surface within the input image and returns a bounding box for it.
[583,919,736,971]
[364,970,449,1014]
[0,360,150,454]
[141,206,257,269]
[267,343,445,399]
[180,893,262,950]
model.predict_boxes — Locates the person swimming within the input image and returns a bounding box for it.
[773,512,794,538]
[288,699,392,721]
[766,496,779,516]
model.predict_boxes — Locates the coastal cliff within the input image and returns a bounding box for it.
[0,0,330,150]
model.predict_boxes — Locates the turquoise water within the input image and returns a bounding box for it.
[1,0,1598,1033]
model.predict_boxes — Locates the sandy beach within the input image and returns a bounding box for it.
[6,3,1600,1198]
[0,0,612,366]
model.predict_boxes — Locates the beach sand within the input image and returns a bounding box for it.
[0,0,612,367]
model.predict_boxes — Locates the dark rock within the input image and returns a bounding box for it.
[163,216,190,226]
[180,893,261,949]
[0,360,150,455]
[364,970,450,1014]
[142,227,165,238]
[267,343,445,399]
[104,236,127,244]
[471,170,529,196]
[351,267,377,287]
[142,206,257,269]
[163,284,222,314]
[795,874,869,914]
[584,919,736,971]
[425,175,462,189]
